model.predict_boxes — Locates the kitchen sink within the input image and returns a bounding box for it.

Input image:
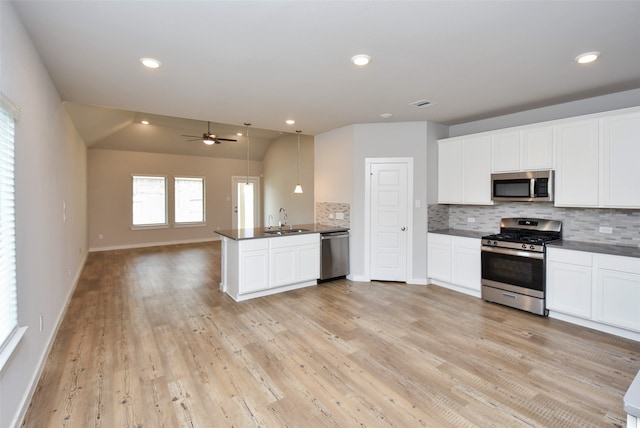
[264,228,309,235]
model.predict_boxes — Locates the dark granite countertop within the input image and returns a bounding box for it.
[215,223,349,240]
[428,228,490,240]
[547,240,640,259]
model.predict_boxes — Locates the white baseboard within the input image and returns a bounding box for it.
[89,237,219,252]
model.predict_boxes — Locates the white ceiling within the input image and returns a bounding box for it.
[11,0,640,158]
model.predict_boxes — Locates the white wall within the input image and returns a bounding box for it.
[0,3,88,427]
[315,122,434,284]
[262,133,314,226]
[449,88,640,137]
[88,149,263,250]
[314,125,354,205]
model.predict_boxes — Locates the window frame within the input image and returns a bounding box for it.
[173,176,206,227]
[131,174,168,230]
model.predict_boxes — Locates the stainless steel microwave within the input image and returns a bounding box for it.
[491,170,554,202]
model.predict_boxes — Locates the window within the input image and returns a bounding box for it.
[0,100,17,357]
[174,177,205,224]
[132,175,167,227]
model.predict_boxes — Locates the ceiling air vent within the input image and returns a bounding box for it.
[410,99,433,108]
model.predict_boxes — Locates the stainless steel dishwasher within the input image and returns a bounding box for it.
[320,231,350,281]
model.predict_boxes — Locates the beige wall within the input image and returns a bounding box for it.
[1,3,88,426]
[262,133,315,226]
[88,149,263,250]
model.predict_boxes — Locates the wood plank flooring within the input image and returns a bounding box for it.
[21,241,640,427]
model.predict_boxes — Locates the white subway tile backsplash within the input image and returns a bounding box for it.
[428,202,640,247]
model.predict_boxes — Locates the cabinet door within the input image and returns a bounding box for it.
[554,119,599,207]
[463,135,493,204]
[298,244,320,281]
[521,126,553,170]
[451,238,480,292]
[601,111,640,208]
[239,250,270,293]
[270,246,297,287]
[428,234,452,282]
[546,261,593,318]
[492,131,521,172]
[594,268,640,332]
[438,139,463,203]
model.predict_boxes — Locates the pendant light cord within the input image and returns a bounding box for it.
[244,123,251,184]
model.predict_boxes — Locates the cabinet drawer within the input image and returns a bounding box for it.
[269,233,319,249]
[453,236,480,250]
[428,233,452,245]
[240,238,269,252]
[597,254,640,274]
[547,248,592,266]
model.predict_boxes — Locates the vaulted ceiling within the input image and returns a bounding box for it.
[11,1,640,158]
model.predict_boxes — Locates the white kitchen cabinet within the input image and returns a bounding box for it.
[601,110,640,208]
[437,138,463,204]
[270,234,320,288]
[428,233,481,297]
[451,237,481,293]
[492,130,520,172]
[438,136,492,205]
[521,126,554,170]
[553,118,600,207]
[546,247,593,318]
[547,246,640,339]
[221,233,320,301]
[427,233,453,282]
[594,255,640,332]
[238,239,270,293]
[491,126,553,173]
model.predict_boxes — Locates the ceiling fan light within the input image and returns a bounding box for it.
[203,138,215,145]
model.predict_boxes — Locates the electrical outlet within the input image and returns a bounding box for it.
[98,234,104,240]
[335,213,344,220]
[467,217,476,223]
[599,226,613,234]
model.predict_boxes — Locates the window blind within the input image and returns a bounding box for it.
[0,104,17,352]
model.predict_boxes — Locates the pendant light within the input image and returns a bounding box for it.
[294,130,303,194]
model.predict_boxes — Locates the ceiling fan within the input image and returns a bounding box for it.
[182,121,238,145]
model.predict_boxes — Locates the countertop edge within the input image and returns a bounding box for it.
[547,240,640,259]
[428,229,490,240]
[216,223,349,240]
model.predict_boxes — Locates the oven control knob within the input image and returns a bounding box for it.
[530,245,535,250]
[493,241,498,246]
[522,244,527,249]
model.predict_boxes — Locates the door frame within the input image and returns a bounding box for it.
[364,157,414,282]
[231,175,261,229]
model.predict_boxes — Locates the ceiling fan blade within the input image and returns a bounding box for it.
[216,138,237,142]
[182,134,200,138]
[186,138,201,142]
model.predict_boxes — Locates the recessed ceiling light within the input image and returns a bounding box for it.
[286,119,295,125]
[140,57,162,69]
[380,113,392,119]
[140,120,150,125]
[575,51,600,64]
[236,132,243,137]
[351,54,371,66]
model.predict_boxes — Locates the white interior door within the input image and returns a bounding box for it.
[232,176,261,229]
[369,161,410,281]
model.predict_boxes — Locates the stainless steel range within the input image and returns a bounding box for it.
[481,218,562,316]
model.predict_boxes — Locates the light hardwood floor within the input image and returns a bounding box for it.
[22,241,640,427]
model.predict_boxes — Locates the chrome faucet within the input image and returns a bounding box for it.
[278,207,287,228]
[268,214,273,229]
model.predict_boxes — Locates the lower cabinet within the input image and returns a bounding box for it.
[547,247,640,338]
[428,233,481,297]
[222,234,320,301]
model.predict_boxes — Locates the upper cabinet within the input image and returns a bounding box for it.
[438,135,492,205]
[438,106,640,208]
[492,126,553,172]
[554,119,600,207]
[601,110,640,208]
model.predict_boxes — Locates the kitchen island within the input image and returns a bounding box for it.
[216,224,348,301]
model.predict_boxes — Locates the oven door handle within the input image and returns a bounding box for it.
[481,246,544,260]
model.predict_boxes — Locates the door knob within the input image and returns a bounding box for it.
[401,227,406,231]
